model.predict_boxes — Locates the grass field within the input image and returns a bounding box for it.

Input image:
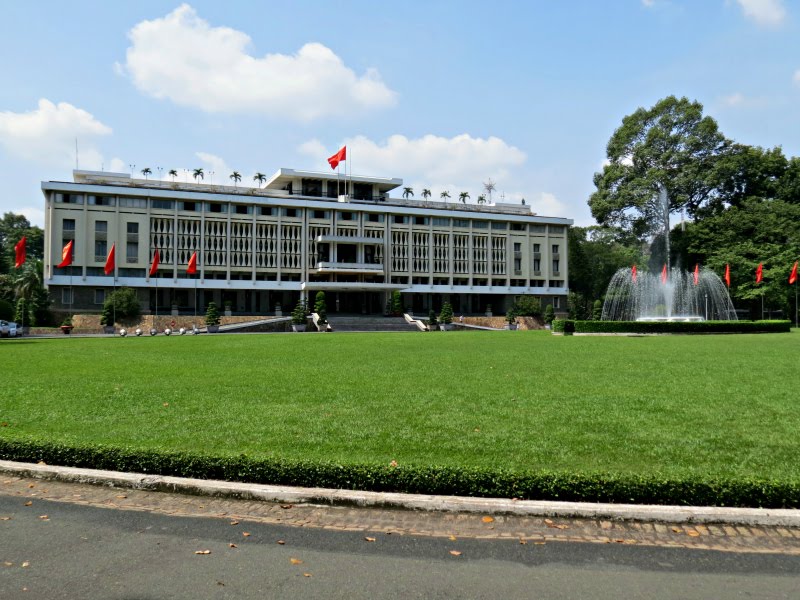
[1,330,799,487]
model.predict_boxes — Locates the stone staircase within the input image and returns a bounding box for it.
[326,315,421,332]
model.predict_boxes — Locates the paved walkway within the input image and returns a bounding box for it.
[2,465,799,556]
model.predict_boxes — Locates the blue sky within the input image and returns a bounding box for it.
[1,0,799,227]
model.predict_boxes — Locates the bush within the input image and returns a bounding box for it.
[427,309,438,330]
[205,301,221,327]
[552,319,575,334]
[391,291,403,315]
[544,304,555,325]
[313,291,327,324]
[14,297,34,326]
[1,437,798,508]
[592,300,603,321]
[439,302,453,325]
[102,288,141,324]
[510,295,542,318]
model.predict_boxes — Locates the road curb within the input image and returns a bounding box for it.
[2,459,800,527]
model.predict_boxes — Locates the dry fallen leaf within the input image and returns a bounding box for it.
[38,515,49,520]
[37,461,46,465]
[534,541,546,545]
[364,537,376,542]
[4,561,13,567]
[163,403,169,407]
[277,540,285,545]
[1,517,10,521]
[280,504,293,510]
[228,543,238,548]
[303,573,312,578]
[28,484,35,489]
[229,521,239,526]
[242,532,251,537]
[290,558,303,565]
[687,530,701,537]
[194,550,211,555]
[24,501,32,507]
[449,550,462,556]
[671,527,682,533]
[448,535,457,541]
[21,561,30,568]
[519,539,528,545]
[481,516,494,523]
[116,495,127,499]
[389,460,398,467]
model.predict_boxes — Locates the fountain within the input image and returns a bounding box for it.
[601,266,737,321]
[601,185,737,322]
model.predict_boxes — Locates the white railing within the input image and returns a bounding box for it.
[404,313,429,331]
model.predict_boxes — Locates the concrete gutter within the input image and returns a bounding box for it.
[2,459,799,527]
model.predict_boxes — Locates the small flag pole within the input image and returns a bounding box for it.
[112,256,116,335]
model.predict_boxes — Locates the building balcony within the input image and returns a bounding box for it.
[315,234,384,245]
[314,261,384,274]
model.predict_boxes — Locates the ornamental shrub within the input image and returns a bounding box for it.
[510,295,542,318]
[291,300,308,325]
[439,302,453,325]
[313,291,327,324]
[544,304,555,325]
[205,301,221,326]
[102,287,141,324]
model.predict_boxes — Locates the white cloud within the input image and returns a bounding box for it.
[122,4,397,121]
[532,192,568,218]
[0,99,111,169]
[793,70,800,85]
[15,206,46,228]
[722,92,745,106]
[195,151,231,182]
[641,0,656,7]
[109,157,126,173]
[736,0,786,27]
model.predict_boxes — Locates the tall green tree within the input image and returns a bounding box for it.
[253,172,266,188]
[192,168,204,183]
[0,213,44,274]
[459,191,470,204]
[141,167,152,180]
[589,96,730,241]
[421,189,431,201]
[230,171,241,187]
[402,187,414,199]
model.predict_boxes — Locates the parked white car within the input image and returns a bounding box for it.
[0,320,17,338]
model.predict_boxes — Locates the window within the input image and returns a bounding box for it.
[550,226,564,235]
[510,222,526,231]
[119,268,145,278]
[531,225,546,233]
[127,241,138,263]
[553,297,560,308]
[301,179,322,197]
[432,217,450,227]
[514,258,522,272]
[366,213,383,223]
[338,212,355,221]
[413,216,428,225]
[55,193,84,204]
[259,206,273,216]
[88,195,115,206]
[234,205,250,215]
[207,202,226,213]
[513,243,521,252]
[327,183,341,198]
[63,219,76,231]
[553,259,560,273]
[118,197,147,209]
[552,244,559,254]
[312,210,329,219]
[62,288,73,304]
[453,219,470,228]
[181,201,197,212]
[472,221,488,229]
[127,222,139,234]
[533,258,541,272]
[95,240,107,260]
[94,289,105,305]
[533,243,540,253]
[393,215,408,224]
[95,221,107,233]
[284,208,299,218]
[491,222,507,230]
[353,182,372,200]
[151,199,174,210]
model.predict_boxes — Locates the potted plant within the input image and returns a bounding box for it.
[485,304,493,317]
[438,302,454,331]
[205,301,221,333]
[291,300,308,332]
[505,310,517,330]
[60,316,74,335]
[313,291,327,329]
[427,309,438,332]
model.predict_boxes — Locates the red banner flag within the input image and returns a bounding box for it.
[631,264,637,282]
[104,243,115,276]
[149,249,160,277]
[756,263,763,284]
[327,146,346,170]
[790,261,798,285]
[693,263,699,286]
[187,251,198,275]
[57,240,74,268]
[14,236,26,268]
[724,264,731,288]
[661,264,667,284]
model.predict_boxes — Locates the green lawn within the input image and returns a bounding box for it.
[1,330,798,485]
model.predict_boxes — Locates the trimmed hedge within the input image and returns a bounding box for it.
[553,320,790,335]
[1,438,799,508]
[551,319,574,334]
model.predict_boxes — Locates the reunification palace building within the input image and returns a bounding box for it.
[42,169,572,317]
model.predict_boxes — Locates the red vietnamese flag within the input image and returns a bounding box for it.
[724,264,731,288]
[56,240,74,268]
[661,264,667,284]
[149,249,160,277]
[187,251,198,275]
[327,146,346,170]
[631,264,637,282]
[104,243,115,275]
[756,263,763,284]
[790,261,798,285]
[693,263,699,286]
[14,236,26,268]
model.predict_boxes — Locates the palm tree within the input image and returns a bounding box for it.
[483,178,496,203]
[230,171,241,187]
[141,167,152,180]
[253,172,266,188]
[421,189,431,201]
[459,191,470,204]
[440,190,451,201]
[168,169,178,182]
[477,194,486,205]
[402,187,414,199]
[192,168,204,183]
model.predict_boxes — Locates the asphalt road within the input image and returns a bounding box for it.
[2,491,799,600]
